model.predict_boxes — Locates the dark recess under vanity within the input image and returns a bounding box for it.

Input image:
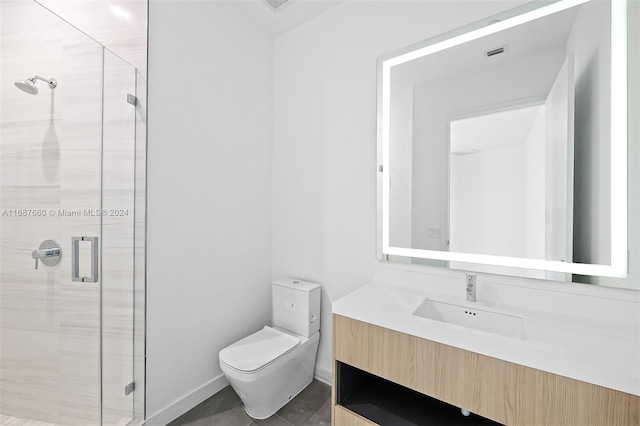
[336,361,504,426]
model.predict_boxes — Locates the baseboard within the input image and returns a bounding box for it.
[314,364,332,386]
[143,374,229,426]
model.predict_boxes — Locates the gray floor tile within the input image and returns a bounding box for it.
[275,380,331,426]
[168,386,253,426]
[251,414,295,426]
[169,380,331,426]
[301,398,331,426]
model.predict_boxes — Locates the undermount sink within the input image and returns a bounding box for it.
[413,297,526,340]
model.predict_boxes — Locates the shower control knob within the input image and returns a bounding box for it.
[31,240,62,270]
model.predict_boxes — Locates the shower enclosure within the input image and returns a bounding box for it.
[0,1,146,425]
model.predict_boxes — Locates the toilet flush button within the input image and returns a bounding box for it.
[286,301,296,311]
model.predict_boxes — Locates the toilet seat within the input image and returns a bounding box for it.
[219,326,300,373]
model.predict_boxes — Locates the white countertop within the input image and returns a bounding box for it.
[333,281,640,396]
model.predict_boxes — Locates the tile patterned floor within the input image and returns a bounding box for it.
[168,380,331,426]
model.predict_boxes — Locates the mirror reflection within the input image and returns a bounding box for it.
[381,0,627,280]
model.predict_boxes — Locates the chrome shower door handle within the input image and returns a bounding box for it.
[72,236,99,283]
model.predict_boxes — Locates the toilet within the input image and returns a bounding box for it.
[219,278,321,419]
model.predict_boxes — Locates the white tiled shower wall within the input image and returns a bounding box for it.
[0,1,147,424]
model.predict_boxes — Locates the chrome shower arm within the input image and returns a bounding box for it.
[30,75,57,89]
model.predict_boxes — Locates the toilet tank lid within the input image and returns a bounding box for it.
[273,278,321,292]
[219,326,300,373]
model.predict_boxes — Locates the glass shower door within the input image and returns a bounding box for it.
[101,48,137,425]
[1,2,141,424]
[1,2,104,423]
[0,2,102,425]
[57,19,104,426]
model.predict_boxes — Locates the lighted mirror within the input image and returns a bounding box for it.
[377,0,628,280]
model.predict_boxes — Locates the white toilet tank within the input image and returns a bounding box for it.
[272,278,320,338]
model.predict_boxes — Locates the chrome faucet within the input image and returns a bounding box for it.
[466,274,476,302]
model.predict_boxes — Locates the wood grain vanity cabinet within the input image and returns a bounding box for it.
[331,314,640,426]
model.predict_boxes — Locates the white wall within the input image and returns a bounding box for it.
[450,144,528,258]
[567,0,612,274]
[524,107,546,261]
[272,0,534,387]
[273,0,639,382]
[389,88,413,249]
[144,0,639,421]
[146,1,273,423]
[448,105,547,263]
[411,46,564,252]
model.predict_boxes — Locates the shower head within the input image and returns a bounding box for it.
[14,76,57,95]
[14,79,39,95]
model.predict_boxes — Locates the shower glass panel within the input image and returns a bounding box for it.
[102,48,136,425]
[0,1,144,425]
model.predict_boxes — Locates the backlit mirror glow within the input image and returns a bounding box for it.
[378,0,627,279]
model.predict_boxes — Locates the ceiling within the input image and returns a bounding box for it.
[224,0,345,37]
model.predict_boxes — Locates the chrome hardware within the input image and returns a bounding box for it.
[466,274,476,302]
[31,240,62,270]
[127,94,137,106]
[71,236,99,283]
[125,381,135,396]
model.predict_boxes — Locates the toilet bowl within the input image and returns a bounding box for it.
[219,278,321,419]
[220,326,320,419]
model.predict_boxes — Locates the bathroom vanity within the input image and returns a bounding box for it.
[331,282,640,426]
[338,1,640,422]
